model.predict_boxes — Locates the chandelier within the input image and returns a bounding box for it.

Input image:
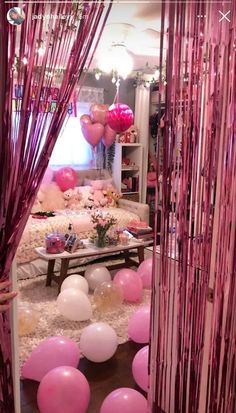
[96,42,133,82]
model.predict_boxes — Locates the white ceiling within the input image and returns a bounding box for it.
[90,2,162,72]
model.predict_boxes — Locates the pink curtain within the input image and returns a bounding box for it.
[149,1,236,412]
[0,1,112,409]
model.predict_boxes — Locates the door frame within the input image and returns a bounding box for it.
[10,259,21,413]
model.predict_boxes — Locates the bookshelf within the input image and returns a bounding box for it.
[112,143,143,202]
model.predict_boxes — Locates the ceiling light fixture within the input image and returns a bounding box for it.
[97,42,133,81]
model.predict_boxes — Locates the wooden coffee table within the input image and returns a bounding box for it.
[35,239,153,293]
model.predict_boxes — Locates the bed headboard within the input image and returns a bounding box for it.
[76,169,111,183]
[52,168,111,186]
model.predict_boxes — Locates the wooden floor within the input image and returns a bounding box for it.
[21,341,145,413]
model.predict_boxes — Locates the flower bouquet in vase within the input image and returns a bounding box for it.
[91,211,117,248]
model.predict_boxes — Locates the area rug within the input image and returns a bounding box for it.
[18,275,151,369]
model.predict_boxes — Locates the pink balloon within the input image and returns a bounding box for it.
[55,167,77,191]
[128,305,150,343]
[81,122,104,147]
[42,167,53,185]
[80,114,92,126]
[90,104,109,125]
[22,336,80,382]
[137,258,153,289]
[132,346,149,392]
[113,269,143,303]
[107,103,134,133]
[102,124,117,148]
[100,388,147,413]
[37,366,90,413]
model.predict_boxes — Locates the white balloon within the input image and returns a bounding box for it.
[84,265,111,291]
[61,274,89,295]
[80,322,118,362]
[57,288,92,321]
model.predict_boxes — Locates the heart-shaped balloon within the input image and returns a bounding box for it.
[102,124,117,148]
[81,122,104,147]
[80,114,92,126]
[90,104,109,125]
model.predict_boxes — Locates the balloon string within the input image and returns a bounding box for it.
[113,77,120,104]
[91,146,97,169]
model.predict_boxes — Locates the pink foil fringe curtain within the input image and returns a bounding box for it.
[0,1,112,410]
[149,1,236,413]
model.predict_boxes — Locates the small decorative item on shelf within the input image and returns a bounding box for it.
[91,211,117,248]
[118,125,138,143]
[126,125,138,143]
[122,161,139,171]
[122,176,139,192]
[45,233,65,254]
[122,157,130,166]
[122,178,132,191]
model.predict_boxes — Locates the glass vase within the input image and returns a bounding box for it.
[95,234,107,248]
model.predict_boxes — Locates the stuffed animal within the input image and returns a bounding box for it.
[63,189,78,209]
[83,199,94,209]
[105,184,122,208]
[63,188,82,209]
[63,189,73,208]
[70,188,82,209]
[88,181,108,208]
[32,183,65,212]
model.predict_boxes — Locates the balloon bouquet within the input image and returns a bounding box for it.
[80,102,134,164]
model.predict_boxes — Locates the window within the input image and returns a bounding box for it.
[49,102,93,167]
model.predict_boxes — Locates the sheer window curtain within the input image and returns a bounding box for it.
[49,86,104,167]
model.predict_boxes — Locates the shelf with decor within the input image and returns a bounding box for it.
[112,143,143,202]
[121,166,139,171]
[121,191,139,194]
